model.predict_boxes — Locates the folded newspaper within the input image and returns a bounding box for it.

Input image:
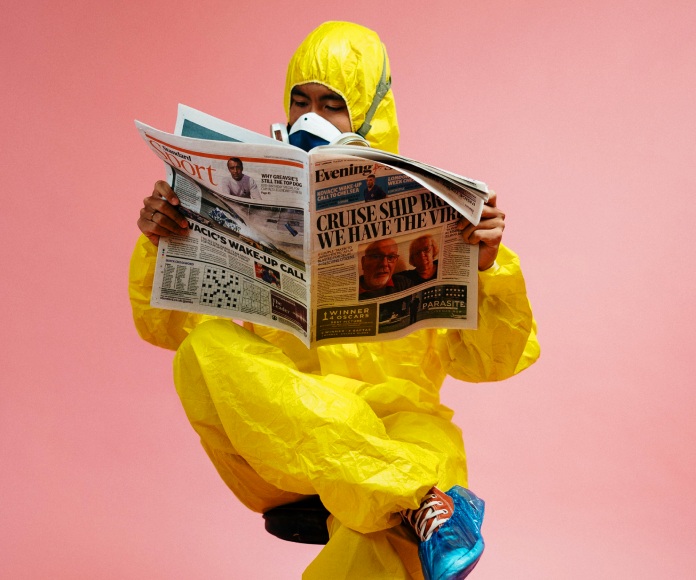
[135,105,489,347]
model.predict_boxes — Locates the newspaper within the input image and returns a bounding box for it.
[135,105,489,347]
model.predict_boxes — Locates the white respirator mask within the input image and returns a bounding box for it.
[271,113,369,151]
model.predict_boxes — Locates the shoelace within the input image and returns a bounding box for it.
[406,494,450,541]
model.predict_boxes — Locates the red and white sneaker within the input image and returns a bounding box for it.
[403,487,455,541]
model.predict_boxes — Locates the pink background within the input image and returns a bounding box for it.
[2,1,695,578]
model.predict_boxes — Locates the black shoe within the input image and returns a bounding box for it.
[262,495,330,545]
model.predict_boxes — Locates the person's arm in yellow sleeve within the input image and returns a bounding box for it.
[436,244,539,382]
[438,190,540,382]
[129,182,216,351]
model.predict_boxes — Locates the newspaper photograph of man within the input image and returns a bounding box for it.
[393,233,439,287]
[219,156,261,200]
[357,237,412,300]
[361,173,387,201]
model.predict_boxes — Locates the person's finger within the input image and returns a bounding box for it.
[479,204,504,220]
[144,233,160,246]
[456,204,503,230]
[143,196,188,230]
[150,209,189,235]
[139,205,188,236]
[458,221,475,242]
[466,226,504,246]
[137,215,159,244]
[137,213,185,239]
[153,180,180,205]
[459,215,502,239]
[486,189,497,208]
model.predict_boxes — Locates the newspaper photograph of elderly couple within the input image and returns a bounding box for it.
[135,105,490,347]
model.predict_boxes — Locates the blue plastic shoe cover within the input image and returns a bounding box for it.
[418,486,485,580]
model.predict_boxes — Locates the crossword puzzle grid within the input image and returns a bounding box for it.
[200,267,242,310]
[241,282,271,315]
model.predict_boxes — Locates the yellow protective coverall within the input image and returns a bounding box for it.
[129,21,540,580]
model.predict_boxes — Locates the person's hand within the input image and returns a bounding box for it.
[137,181,189,246]
[457,190,505,271]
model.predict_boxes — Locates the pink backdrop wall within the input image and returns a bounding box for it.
[2,1,695,578]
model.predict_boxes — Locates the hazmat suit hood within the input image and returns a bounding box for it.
[284,21,400,154]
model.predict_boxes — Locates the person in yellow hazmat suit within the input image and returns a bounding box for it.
[130,21,539,580]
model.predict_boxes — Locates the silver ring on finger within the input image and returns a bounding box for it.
[150,210,157,221]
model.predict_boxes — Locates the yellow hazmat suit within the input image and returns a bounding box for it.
[129,21,540,580]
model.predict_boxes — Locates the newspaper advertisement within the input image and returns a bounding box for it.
[136,105,488,347]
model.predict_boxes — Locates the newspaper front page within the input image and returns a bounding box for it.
[135,106,486,347]
[309,152,478,345]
